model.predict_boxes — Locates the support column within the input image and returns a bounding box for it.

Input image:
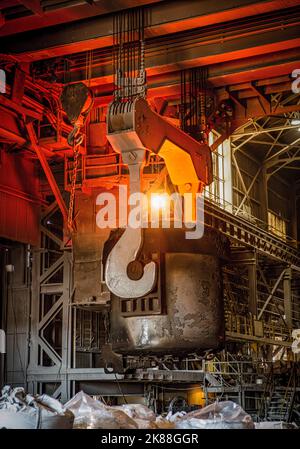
[231,249,257,316]
[223,138,233,212]
[27,202,72,401]
[283,267,293,330]
[295,180,300,250]
[261,164,268,225]
[290,184,298,247]
[248,258,258,317]
[60,251,72,403]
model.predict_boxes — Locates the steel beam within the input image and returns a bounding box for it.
[225,332,292,347]
[265,137,300,167]
[232,151,253,212]
[39,254,64,283]
[232,124,300,138]
[234,167,262,216]
[231,250,258,316]
[0,95,42,121]
[271,156,300,164]
[261,165,268,223]
[257,267,289,331]
[257,269,286,320]
[40,225,63,248]
[267,150,300,178]
[11,66,26,103]
[0,0,165,36]
[2,0,299,54]
[0,1,19,7]
[26,122,68,224]
[249,261,258,317]
[250,81,271,115]
[27,210,72,401]
[205,201,300,266]
[17,1,43,16]
[87,50,299,93]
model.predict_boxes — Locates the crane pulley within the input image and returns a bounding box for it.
[60,82,94,230]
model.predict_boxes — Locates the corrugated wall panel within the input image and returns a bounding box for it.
[0,152,41,246]
[0,191,40,245]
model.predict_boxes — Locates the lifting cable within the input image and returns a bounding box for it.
[113,7,146,102]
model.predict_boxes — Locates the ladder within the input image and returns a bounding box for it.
[265,365,296,422]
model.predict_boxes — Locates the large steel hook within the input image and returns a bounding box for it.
[105,226,156,298]
[105,145,157,298]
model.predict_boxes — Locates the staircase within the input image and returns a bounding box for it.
[205,372,223,387]
[266,387,295,422]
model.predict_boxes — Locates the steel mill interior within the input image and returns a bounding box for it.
[0,0,300,430]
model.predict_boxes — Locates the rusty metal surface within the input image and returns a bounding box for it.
[60,83,90,125]
[72,190,110,305]
[110,228,228,355]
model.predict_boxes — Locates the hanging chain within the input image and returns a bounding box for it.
[180,67,210,143]
[113,7,146,101]
[60,65,94,232]
[67,128,83,231]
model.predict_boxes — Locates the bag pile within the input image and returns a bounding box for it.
[112,403,157,428]
[174,401,254,429]
[65,391,137,429]
[0,385,74,429]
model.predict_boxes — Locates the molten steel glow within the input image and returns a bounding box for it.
[150,193,168,211]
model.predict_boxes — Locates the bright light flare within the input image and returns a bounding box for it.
[150,193,169,211]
